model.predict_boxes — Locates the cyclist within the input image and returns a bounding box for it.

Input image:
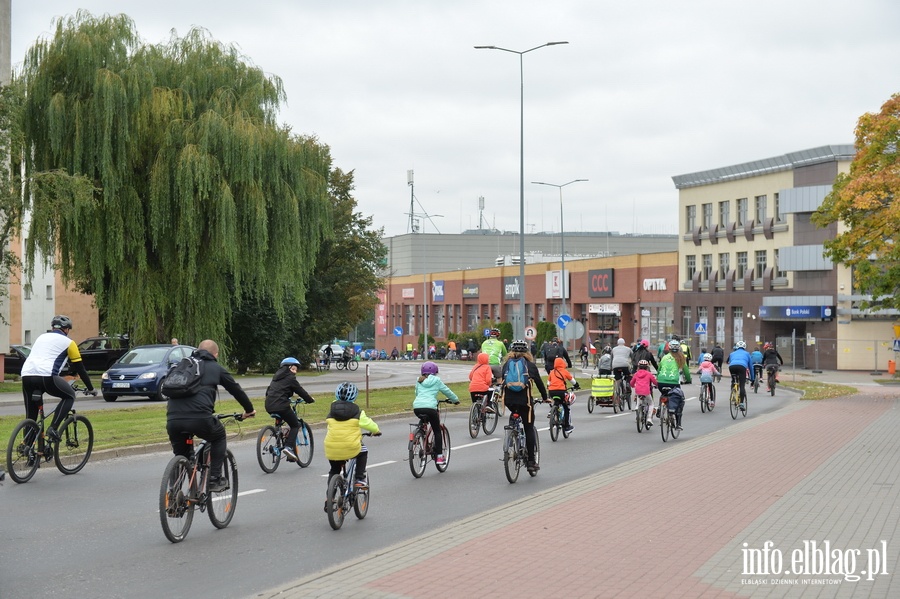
[324,382,380,509]
[468,352,494,403]
[597,345,613,376]
[21,315,98,440]
[481,329,507,379]
[542,337,572,375]
[697,353,721,407]
[341,346,353,368]
[750,345,764,382]
[710,343,725,382]
[726,341,755,410]
[762,342,784,389]
[264,357,316,462]
[501,340,548,475]
[413,361,459,466]
[629,359,658,426]
[166,339,256,493]
[631,339,658,373]
[656,339,691,430]
[611,338,633,402]
[547,356,580,434]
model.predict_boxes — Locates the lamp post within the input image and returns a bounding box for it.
[475,41,568,339]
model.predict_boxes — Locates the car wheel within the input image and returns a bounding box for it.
[102,393,118,402]
[151,378,168,401]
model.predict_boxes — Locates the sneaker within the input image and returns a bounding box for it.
[739,403,745,410]
[564,425,574,434]
[354,476,368,489]
[645,420,653,428]
[282,447,298,462]
[676,425,683,431]
[208,475,228,493]
[526,461,540,474]
[46,427,60,442]
[435,455,446,466]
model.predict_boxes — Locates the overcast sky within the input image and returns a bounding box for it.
[11,1,900,238]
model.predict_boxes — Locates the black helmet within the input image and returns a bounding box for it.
[510,339,528,353]
[51,315,73,330]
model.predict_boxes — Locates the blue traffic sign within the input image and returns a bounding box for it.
[893,339,900,352]
[557,314,572,329]
[393,326,403,337]
[694,322,707,335]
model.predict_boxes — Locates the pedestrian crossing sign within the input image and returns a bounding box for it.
[694,322,707,335]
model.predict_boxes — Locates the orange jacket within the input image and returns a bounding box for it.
[468,352,493,392]
[548,357,574,391]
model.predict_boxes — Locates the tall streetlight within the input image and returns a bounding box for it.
[532,179,588,330]
[475,41,568,339]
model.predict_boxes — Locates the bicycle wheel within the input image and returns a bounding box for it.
[660,404,670,442]
[353,485,369,520]
[54,414,94,475]
[741,396,748,417]
[256,425,281,473]
[294,421,314,468]
[335,361,345,371]
[208,449,239,529]
[6,419,41,484]
[159,455,194,543]
[769,371,776,396]
[435,425,450,472]
[699,385,707,413]
[482,400,499,435]
[624,388,632,411]
[635,403,644,432]
[408,429,427,478]
[468,403,481,439]
[561,405,571,439]
[612,386,620,414]
[588,396,595,413]
[708,385,716,411]
[752,375,760,394]
[503,429,519,484]
[730,386,739,420]
[326,474,346,530]
[347,360,359,371]
[671,414,681,439]
[530,429,541,476]
[549,405,560,442]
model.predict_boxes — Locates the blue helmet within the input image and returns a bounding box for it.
[280,357,301,367]
[336,382,359,402]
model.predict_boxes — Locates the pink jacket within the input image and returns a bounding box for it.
[697,361,720,381]
[629,369,657,396]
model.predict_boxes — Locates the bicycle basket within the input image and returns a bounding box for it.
[591,376,614,398]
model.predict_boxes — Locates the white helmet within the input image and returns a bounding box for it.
[703,353,712,361]
[734,341,747,350]
[668,339,681,351]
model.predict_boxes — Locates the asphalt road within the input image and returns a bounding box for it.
[0,376,788,599]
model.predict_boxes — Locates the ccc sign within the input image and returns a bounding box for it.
[588,268,614,298]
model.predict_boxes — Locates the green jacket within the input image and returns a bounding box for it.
[657,353,692,385]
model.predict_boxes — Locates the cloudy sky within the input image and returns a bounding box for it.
[10,1,900,238]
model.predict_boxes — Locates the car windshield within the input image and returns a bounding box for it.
[118,347,169,366]
[12,345,30,356]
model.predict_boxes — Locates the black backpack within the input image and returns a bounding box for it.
[162,357,204,399]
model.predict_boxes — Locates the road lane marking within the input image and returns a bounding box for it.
[319,460,396,477]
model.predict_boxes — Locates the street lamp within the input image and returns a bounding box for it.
[475,41,568,339]
[532,179,587,348]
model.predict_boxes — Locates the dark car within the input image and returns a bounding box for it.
[74,335,131,372]
[4,345,31,375]
[100,344,195,402]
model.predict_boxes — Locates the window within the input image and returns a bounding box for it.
[702,254,712,280]
[686,255,696,280]
[25,330,32,344]
[774,192,784,223]
[774,249,785,278]
[736,198,748,226]
[755,195,767,225]
[736,251,748,278]
[682,307,691,339]
[733,306,744,344]
[755,249,767,279]
[686,205,696,232]
[719,200,730,227]
[46,285,53,300]
[24,285,32,300]
[715,307,725,344]
[702,203,713,231]
[718,253,730,278]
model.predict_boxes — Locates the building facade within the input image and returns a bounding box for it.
[673,145,894,371]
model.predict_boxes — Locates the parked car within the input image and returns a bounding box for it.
[72,335,131,373]
[4,345,31,375]
[100,344,195,402]
[318,343,345,363]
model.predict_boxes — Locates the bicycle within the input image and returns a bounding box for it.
[729,375,747,420]
[635,391,654,432]
[752,365,762,393]
[699,380,715,413]
[326,432,377,530]
[335,358,359,371]
[766,364,779,396]
[548,386,576,442]
[256,398,314,473]
[658,391,681,442]
[614,375,631,412]
[408,400,452,478]
[502,401,545,483]
[158,413,244,543]
[6,384,96,484]
[468,387,500,439]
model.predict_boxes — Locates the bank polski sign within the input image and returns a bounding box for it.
[759,306,834,320]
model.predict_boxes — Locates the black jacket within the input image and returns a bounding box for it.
[632,346,659,371]
[542,344,572,369]
[166,349,254,420]
[711,346,725,362]
[264,365,314,413]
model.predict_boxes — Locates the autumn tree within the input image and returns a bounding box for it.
[19,12,331,345]
[812,93,900,309]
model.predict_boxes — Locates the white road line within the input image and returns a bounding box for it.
[319,460,397,477]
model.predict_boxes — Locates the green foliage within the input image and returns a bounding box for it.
[498,321,514,342]
[812,93,900,309]
[536,320,557,348]
[417,333,435,349]
[0,81,26,320]
[19,12,331,345]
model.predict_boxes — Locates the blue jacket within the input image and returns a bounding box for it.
[727,348,755,381]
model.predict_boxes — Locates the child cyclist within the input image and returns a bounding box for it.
[696,353,721,408]
[413,361,460,465]
[468,352,495,403]
[323,382,380,510]
[656,339,691,431]
[264,357,316,462]
[629,359,658,427]
[547,356,580,434]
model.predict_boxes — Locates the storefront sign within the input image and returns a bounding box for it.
[642,278,667,291]
[432,280,444,302]
[402,288,415,299]
[462,284,480,298]
[545,270,569,299]
[588,269,614,298]
[503,276,521,300]
[589,303,620,315]
[759,306,834,320]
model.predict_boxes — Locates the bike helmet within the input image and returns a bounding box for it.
[763,342,773,350]
[489,328,501,338]
[638,359,649,368]
[510,339,528,353]
[421,361,439,375]
[735,340,747,350]
[640,339,650,348]
[335,382,359,402]
[51,315,73,330]
[602,345,611,354]
[668,339,681,351]
[280,357,301,367]
[703,353,713,361]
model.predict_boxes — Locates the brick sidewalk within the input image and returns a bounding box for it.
[258,388,898,599]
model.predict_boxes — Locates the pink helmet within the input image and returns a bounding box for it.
[640,339,649,348]
[421,361,439,375]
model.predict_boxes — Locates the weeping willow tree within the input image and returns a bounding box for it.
[19,11,332,345]
[0,81,26,323]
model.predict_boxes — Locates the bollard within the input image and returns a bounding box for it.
[889,360,896,376]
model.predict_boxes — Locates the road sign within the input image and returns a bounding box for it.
[524,326,537,341]
[560,320,585,341]
[557,314,572,329]
[393,326,403,337]
[694,322,707,335]
[893,339,900,352]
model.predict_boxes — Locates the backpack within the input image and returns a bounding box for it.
[504,357,530,392]
[162,356,204,398]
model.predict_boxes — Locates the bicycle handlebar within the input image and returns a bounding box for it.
[217,412,247,422]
